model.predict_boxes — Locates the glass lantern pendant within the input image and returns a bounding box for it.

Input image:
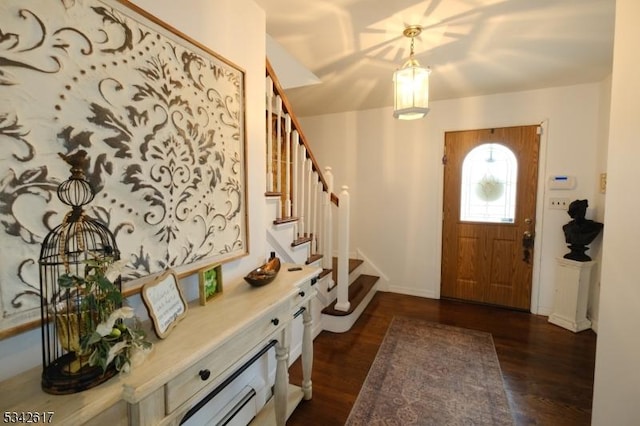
[393,26,431,120]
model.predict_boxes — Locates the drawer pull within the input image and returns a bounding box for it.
[199,369,211,381]
[271,318,280,326]
[298,291,305,297]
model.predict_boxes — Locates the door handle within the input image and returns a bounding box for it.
[522,231,534,263]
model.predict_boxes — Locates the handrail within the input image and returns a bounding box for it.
[266,59,338,206]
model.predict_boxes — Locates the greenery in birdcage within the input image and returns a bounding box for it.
[57,256,152,373]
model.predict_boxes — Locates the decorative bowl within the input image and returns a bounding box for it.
[244,256,281,287]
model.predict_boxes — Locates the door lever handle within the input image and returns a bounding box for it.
[522,231,534,263]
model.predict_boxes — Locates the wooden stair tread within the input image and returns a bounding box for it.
[331,257,363,283]
[322,274,379,316]
[318,268,332,279]
[306,254,323,265]
[291,236,312,247]
[273,216,298,225]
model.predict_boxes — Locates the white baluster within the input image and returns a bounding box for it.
[284,114,292,218]
[316,181,324,257]
[292,131,300,237]
[335,185,351,312]
[323,167,334,271]
[306,160,312,238]
[311,175,319,254]
[275,96,283,216]
[298,146,307,238]
[266,76,274,192]
[309,171,316,251]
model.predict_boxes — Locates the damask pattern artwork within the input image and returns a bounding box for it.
[0,0,247,335]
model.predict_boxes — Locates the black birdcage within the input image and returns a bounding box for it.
[39,150,121,394]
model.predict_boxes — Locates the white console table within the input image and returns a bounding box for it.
[0,264,319,426]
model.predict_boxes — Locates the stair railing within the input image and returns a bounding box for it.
[266,60,351,312]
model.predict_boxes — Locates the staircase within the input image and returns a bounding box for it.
[265,60,379,334]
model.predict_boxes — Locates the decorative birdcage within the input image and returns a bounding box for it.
[39,150,121,394]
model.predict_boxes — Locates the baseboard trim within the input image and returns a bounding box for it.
[384,285,437,299]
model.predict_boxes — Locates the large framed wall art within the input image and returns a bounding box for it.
[0,0,248,337]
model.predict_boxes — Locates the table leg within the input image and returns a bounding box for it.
[301,301,313,400]
[274,328,289,426]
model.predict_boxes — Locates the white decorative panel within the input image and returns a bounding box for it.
[0,0,247,334]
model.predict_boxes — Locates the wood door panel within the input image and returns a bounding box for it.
[441,125,540,310]
[457,236,479,279]
[455,235,483,301]
[454,278,483,301]
[489,237,517,286]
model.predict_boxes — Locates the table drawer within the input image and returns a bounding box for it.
[295,280,312,301]
[165,300,290,413]
[290,281,315,315]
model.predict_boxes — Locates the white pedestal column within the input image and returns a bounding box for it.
[548,258,595,332]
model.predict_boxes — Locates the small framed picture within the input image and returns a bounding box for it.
[141,269,188,339]
[199,264,223,305]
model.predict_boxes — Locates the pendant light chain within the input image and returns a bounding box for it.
[410,35,415,58]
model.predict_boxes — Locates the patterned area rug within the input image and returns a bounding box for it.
[346,317,514,425]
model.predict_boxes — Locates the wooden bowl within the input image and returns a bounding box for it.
[244,256,281,287]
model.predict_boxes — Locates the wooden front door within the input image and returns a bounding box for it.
[441,125,540,310]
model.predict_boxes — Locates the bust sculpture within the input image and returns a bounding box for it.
[562,199,603,261]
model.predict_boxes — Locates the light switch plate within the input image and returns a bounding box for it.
[550,197,570,210]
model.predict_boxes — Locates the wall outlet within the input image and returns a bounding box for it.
[549,197,570,210]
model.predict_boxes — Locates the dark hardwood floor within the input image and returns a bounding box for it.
[287,292,597,425]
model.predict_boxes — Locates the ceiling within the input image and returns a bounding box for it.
[254,0,615,117]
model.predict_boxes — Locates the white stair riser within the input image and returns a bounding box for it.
[322,281,379,333]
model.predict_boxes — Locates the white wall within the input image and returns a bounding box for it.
[592,0,640,423]
[0,0,266,381]
[301,82,605,315]
[588,73,612,332]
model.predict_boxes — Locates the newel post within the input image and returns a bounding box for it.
[335,185,350,312]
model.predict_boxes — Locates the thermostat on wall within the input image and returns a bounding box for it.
[548,175,576,190]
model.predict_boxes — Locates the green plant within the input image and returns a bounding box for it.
[58,256,152,373]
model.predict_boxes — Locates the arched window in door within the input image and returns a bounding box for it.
[460,143,517,223]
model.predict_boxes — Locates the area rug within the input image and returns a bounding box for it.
[345,317,514,425]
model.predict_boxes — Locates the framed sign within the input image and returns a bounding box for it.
[199,264,223,305]
[141,269,188,339]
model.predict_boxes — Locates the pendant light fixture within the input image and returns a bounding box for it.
[393,25,431,120]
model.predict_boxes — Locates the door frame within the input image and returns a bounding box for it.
[434,120,549,314]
